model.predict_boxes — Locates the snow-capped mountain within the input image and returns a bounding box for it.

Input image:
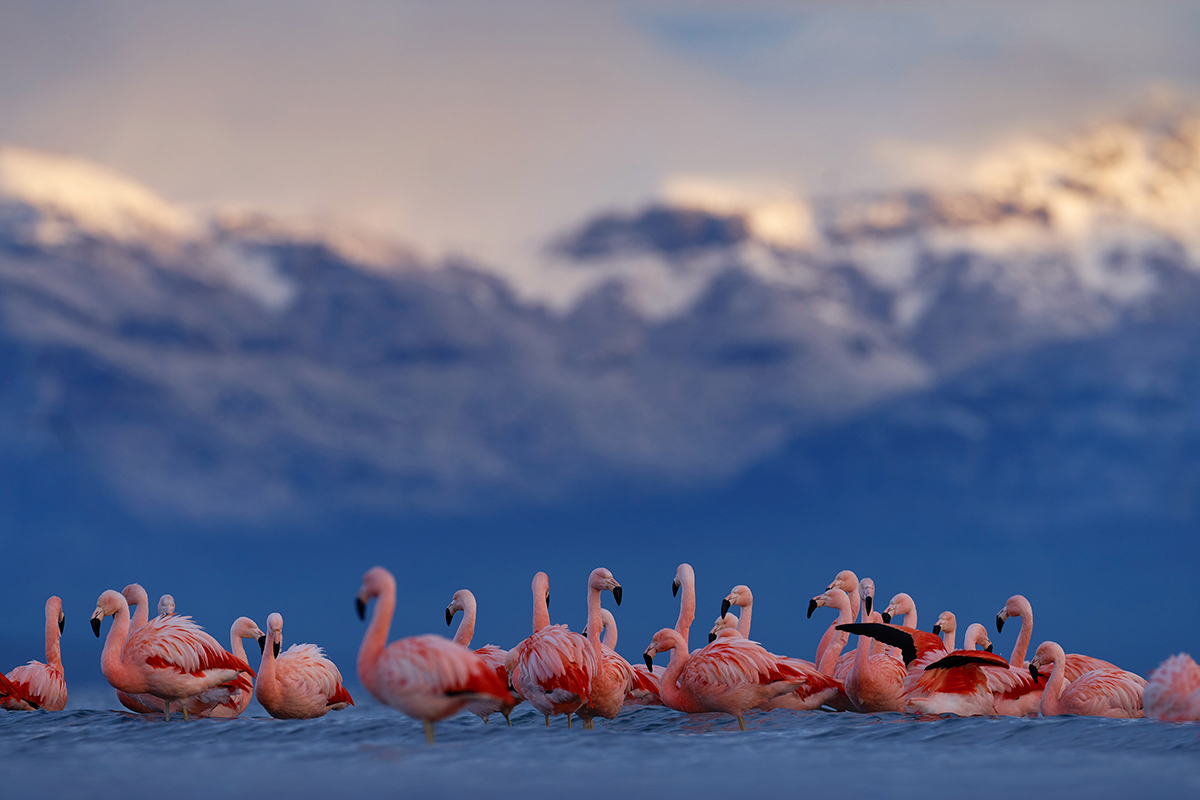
[2,113,1199,523]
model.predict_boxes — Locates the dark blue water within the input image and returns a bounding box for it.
[2,686,1198,799]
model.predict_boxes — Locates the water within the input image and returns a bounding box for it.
[2,686,1198,799]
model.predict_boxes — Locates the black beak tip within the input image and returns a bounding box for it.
[546,593,550,609]
[932,624,942,635]
[865,596,873,616]
[672,581,679,598]
[720,599,731,617]
[59,618,65,634]
[985,643,994,653]
[613,586,622,606]
[257,635,267,655]
[90,617,101,637]
[807,599,817,619]
[446,608,454,626]
[1030,663,1039,684]
[708,632,717,643]
[881,612,892,624]
[356,597,366,621]
[643,653,654,671]
[996,615,1005,633]
[273,641,281,658]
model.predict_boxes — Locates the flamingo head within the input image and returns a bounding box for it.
[531,572,551,611]
[588,568,622,606]
[121,583,149,612]
[46,596,64,634]
[357,566,397,620]
[446,589,475,626]
[963,622,991,652]
[933,611,956,636]
[721,585,751,618]
[157,594,175,616]
[996,594,1029,633]
[827,569,859,595]
[859,578,876,617]
[672,563,693,599]
[708,613,738,643]
[232,617,266,654]
[265,612,285,658]
[1028,641,1063,684]
[643,628,685,673]
[91,589,127,637]
[882,592,913,625]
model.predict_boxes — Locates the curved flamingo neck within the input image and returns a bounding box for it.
[735,597,752,638]
[1039,653,1067,716]
[942,628,956,651]
[532,577,551,632]
[101,602,138,691]
[125,586,150,633]
[44,608,62,671]
[586,583,604,664]
[817,599,853,675]
[453,595,477,647]
[850,591,861,623]
[674,568,696,648]
[658,636,698,711]
[1011,604,1033,667]
[229,625,248,666]
[358,580,395,691]
[602,621,617,650]
[853,620,873,676]
[258,633,280,703]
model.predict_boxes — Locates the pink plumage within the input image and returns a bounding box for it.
[2,596,67,712]
[1144,653,1200,721]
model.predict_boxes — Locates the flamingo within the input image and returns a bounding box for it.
[0,672,25,708]
[574,568,632,729]
[203,618,266,718]
[643,627,808,730]
[836,618,909,712]
[1028,641,1145,718]
[816,571,860,666]
[116,584,164,714]
[356,566,509,743]
[255,612,354,719]
[2,596,67,711]
[808,589,853,677]
[91,589,252,721]
[446,588,522,724]
[507,571,595,727]
[708,613,741,643]
[157,595,175,616]
[996,595,1118,680]
[881,593,917,629]
[933,612,957,651]
[672,563,698,648]
[1144,653,1200,721]
[719,583,840,711]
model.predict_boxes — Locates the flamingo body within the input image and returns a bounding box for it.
[257,613,354,720]
[1145,653,1200,721]
[2,596,67,711]
[1030,641,1145,719]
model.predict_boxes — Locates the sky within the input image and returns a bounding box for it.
[2,0,1199,269]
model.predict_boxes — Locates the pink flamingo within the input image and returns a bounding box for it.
[575,568,632,729]
[1029,641,1145,718]
[900,623,1011,716]
[115,584,165,714]
[592,607,660,706]
[808,589,853,677]
[933,612,957,651]
[881,593,917,629]
[1144,653,1200,721]
[643,627,808,730]
[446,588,522,724]
[624,564,697,708]
[0,672,24,708]
[203,618,266,718]
[506,571,595,727]
[356,566,509,743]
[996,595,1118,680]
[816,571,860,666]
[157,595,175,616]
[719,583,840,711]
[255,612,354,719]
[708,613,741,642]
[2,596,67,711]
[91,589,253,721]
[836,618,910,712]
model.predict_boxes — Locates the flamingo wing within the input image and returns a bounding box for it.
[378,635,509,701]
[1062,669,1147,717]
[1145,653,1200,721]
[1062,654,1120,683]
[906,650,1011,700]
[278,644,354,707]
[686,637,806,690]
[126,615,252,677]
[836,623,945,667]
[628,664,662,704]
[516,625,594,706]
[4,662,67,711]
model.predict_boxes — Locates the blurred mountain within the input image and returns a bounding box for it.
[1,112,1199,529]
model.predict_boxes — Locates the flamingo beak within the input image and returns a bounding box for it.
[672,580,679,598]
[708,632,717,643]
[864,596,873,617]
[91,617,101,637]
[881,612,892,624]
[257,636,267,655]
[996,614,1005,633]
[985,643,993,653]
[807,599,818,619]
[612,585,622,606]
[1029,663,1039,684]
[643,652,655,672]
[932,624,942,635]
[720,598,731,617]
[273,640,281,659]
[356,597,366,620]
[59,616,65,634]
[446,607,454,626]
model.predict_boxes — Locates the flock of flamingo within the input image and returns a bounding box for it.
[2,564,1198,741]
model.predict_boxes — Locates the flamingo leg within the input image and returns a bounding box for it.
[182,702,189,722]
[737,715,746,731]
[483,716,489,726]
[163,701,171,722]
[423,720,435,744]
[567,713,572,729]
[506,714,512,727]
[544,714,550,727]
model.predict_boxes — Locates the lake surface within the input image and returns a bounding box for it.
[2,686,1198,799]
